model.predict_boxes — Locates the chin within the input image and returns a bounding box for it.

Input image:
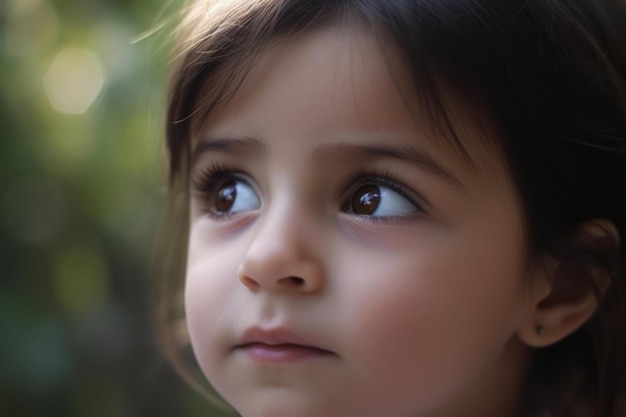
[231,394,355,417]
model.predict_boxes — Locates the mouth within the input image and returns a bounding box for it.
[233,327,335,363]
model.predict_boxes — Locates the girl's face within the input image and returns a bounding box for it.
[185,27,540,417]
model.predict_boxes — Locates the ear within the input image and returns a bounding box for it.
[517,220,618,348]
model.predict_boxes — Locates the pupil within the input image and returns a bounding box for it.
[351,185,380,215]
[216,180,237,212]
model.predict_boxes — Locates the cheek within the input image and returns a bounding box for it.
[334,230,527,408]
[184,232,243,373]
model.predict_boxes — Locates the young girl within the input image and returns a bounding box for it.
[155,0,626,416]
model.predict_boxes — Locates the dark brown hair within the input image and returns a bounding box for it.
[157,0,626,415]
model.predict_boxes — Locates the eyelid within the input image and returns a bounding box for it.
[191,162,251,192]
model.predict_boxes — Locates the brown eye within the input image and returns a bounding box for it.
[215,180,237,212]
[343,179,420,218]
[208,178,260,215]
[349,185,381,215]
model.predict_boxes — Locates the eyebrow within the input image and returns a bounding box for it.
[313,143,463,189]
[192,137,463,188]
[192,137,267,164]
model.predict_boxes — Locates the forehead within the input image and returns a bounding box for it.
[203,28,410,137]
[195,25,507,186]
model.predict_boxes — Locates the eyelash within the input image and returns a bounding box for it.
[190,165,425,220]
[192,162,226,194]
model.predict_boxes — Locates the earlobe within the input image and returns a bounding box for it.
[517,220,618,348]
[517,268,601,348]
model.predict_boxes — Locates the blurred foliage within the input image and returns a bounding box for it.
[0,0,229,415]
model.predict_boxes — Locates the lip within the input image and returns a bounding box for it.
[234,327,335,363]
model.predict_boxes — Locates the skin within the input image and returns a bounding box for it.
[185,27,549,417]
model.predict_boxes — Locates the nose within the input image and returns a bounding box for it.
[237,204,325,294]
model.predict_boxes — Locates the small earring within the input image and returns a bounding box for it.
[536,325,545,336]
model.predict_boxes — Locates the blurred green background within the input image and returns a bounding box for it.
[0,0,229,416]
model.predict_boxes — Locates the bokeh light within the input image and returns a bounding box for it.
[43,48,106,115]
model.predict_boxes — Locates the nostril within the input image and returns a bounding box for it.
[288,276,305,286]
[240,275,260,291]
